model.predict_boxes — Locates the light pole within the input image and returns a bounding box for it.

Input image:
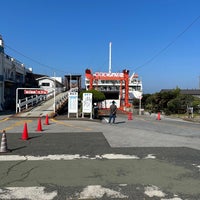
[53,88,56,113]
[199,76,200,89]
[139,96,142,115]
[69,74,71,90]
[53,73,56,113]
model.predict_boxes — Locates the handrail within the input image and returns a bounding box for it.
[16,91,69,113]
[16,94,47,113]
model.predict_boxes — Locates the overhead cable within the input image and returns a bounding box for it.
[134,14,200,71]
[4,44,67,74]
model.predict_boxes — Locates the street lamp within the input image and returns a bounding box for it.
[69,74,71,90]
[53,73,56,113]
[139,95,142,115]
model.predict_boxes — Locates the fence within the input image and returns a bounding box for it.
[16,90,69,113]
[16,94,47,113]
[55,92,68,111]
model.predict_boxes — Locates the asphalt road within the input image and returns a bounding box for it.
[0,113,200,200]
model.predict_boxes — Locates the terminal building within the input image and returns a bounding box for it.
[0,35,81,112]
[0,35,37,110]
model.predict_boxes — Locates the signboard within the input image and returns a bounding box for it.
[68,92,78,114]
[24,90,48,95]
[82,93,92,113]
[94,72,124,77]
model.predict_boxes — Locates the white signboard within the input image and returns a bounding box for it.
[83,93,93,113]
[68,92,78,116]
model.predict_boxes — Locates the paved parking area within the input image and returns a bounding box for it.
[0,114,200,199]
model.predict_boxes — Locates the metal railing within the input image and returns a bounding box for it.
[54,92,68,111]
[16,90,69,113]
[17,94,47,113]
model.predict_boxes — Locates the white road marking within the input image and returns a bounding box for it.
[144,185,166,198]
[100,154,139,159]
[144,185,183,200]
[0,186,128,200]
[0,185,184,200]
[144,154,156,159]
[73,185,128,199]
[192,163,200,171]
[0,187,57,200]
[161,198,183,200]
[0,154,155,161]
[0,153,157,199]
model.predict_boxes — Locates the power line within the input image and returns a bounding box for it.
[134,14,200,71]
[4,14,200,75]
[4,44,67,74]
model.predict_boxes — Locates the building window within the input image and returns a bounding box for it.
[41,82,50,86]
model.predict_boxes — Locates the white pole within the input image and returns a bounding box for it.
[70,74,71,90]
[53,73,56,113]
[53,88,56,113]
[139,96,142,115]
[109,42,112,73]
[16,88,18,113]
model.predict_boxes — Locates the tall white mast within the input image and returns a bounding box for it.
[109,42,112,73]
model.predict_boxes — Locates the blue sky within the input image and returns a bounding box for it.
[1,0,200,93]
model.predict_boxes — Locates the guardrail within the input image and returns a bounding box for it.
[16,91,69,113]
[55,92,68,111]
[16,94,48,113]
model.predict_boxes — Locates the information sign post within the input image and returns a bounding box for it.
[68,92,78,118]
[82,93,93,119]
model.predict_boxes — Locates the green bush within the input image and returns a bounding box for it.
[143,88,200,115]
[79,89,106,103]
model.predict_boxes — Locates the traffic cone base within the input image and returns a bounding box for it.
[22,122,29,140]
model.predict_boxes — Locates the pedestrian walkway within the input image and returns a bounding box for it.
[15,91,68,118]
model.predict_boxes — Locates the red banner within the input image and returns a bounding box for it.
[24,90,48,94]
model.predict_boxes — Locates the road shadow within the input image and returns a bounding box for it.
[114,121,126,124]
[18,135,42,140]
[28,135,42,140]
[10,146,27,152]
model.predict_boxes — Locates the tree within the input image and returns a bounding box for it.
[139,93,151,108]
[142,88,200,115]
[167,94,194,114]
[79,89,106,103]
[192,98,200,113]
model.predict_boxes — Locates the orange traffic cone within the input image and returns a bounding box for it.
[128,112,133,120]
[22,122,29,140]
[44,114,49,125]
[0,130,10,153]
[37,117,43,131]
[156,112,161,120]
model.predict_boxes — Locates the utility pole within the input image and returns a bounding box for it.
[199,76,200,89]
[53,72,56,113]
[109,42,112,73]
